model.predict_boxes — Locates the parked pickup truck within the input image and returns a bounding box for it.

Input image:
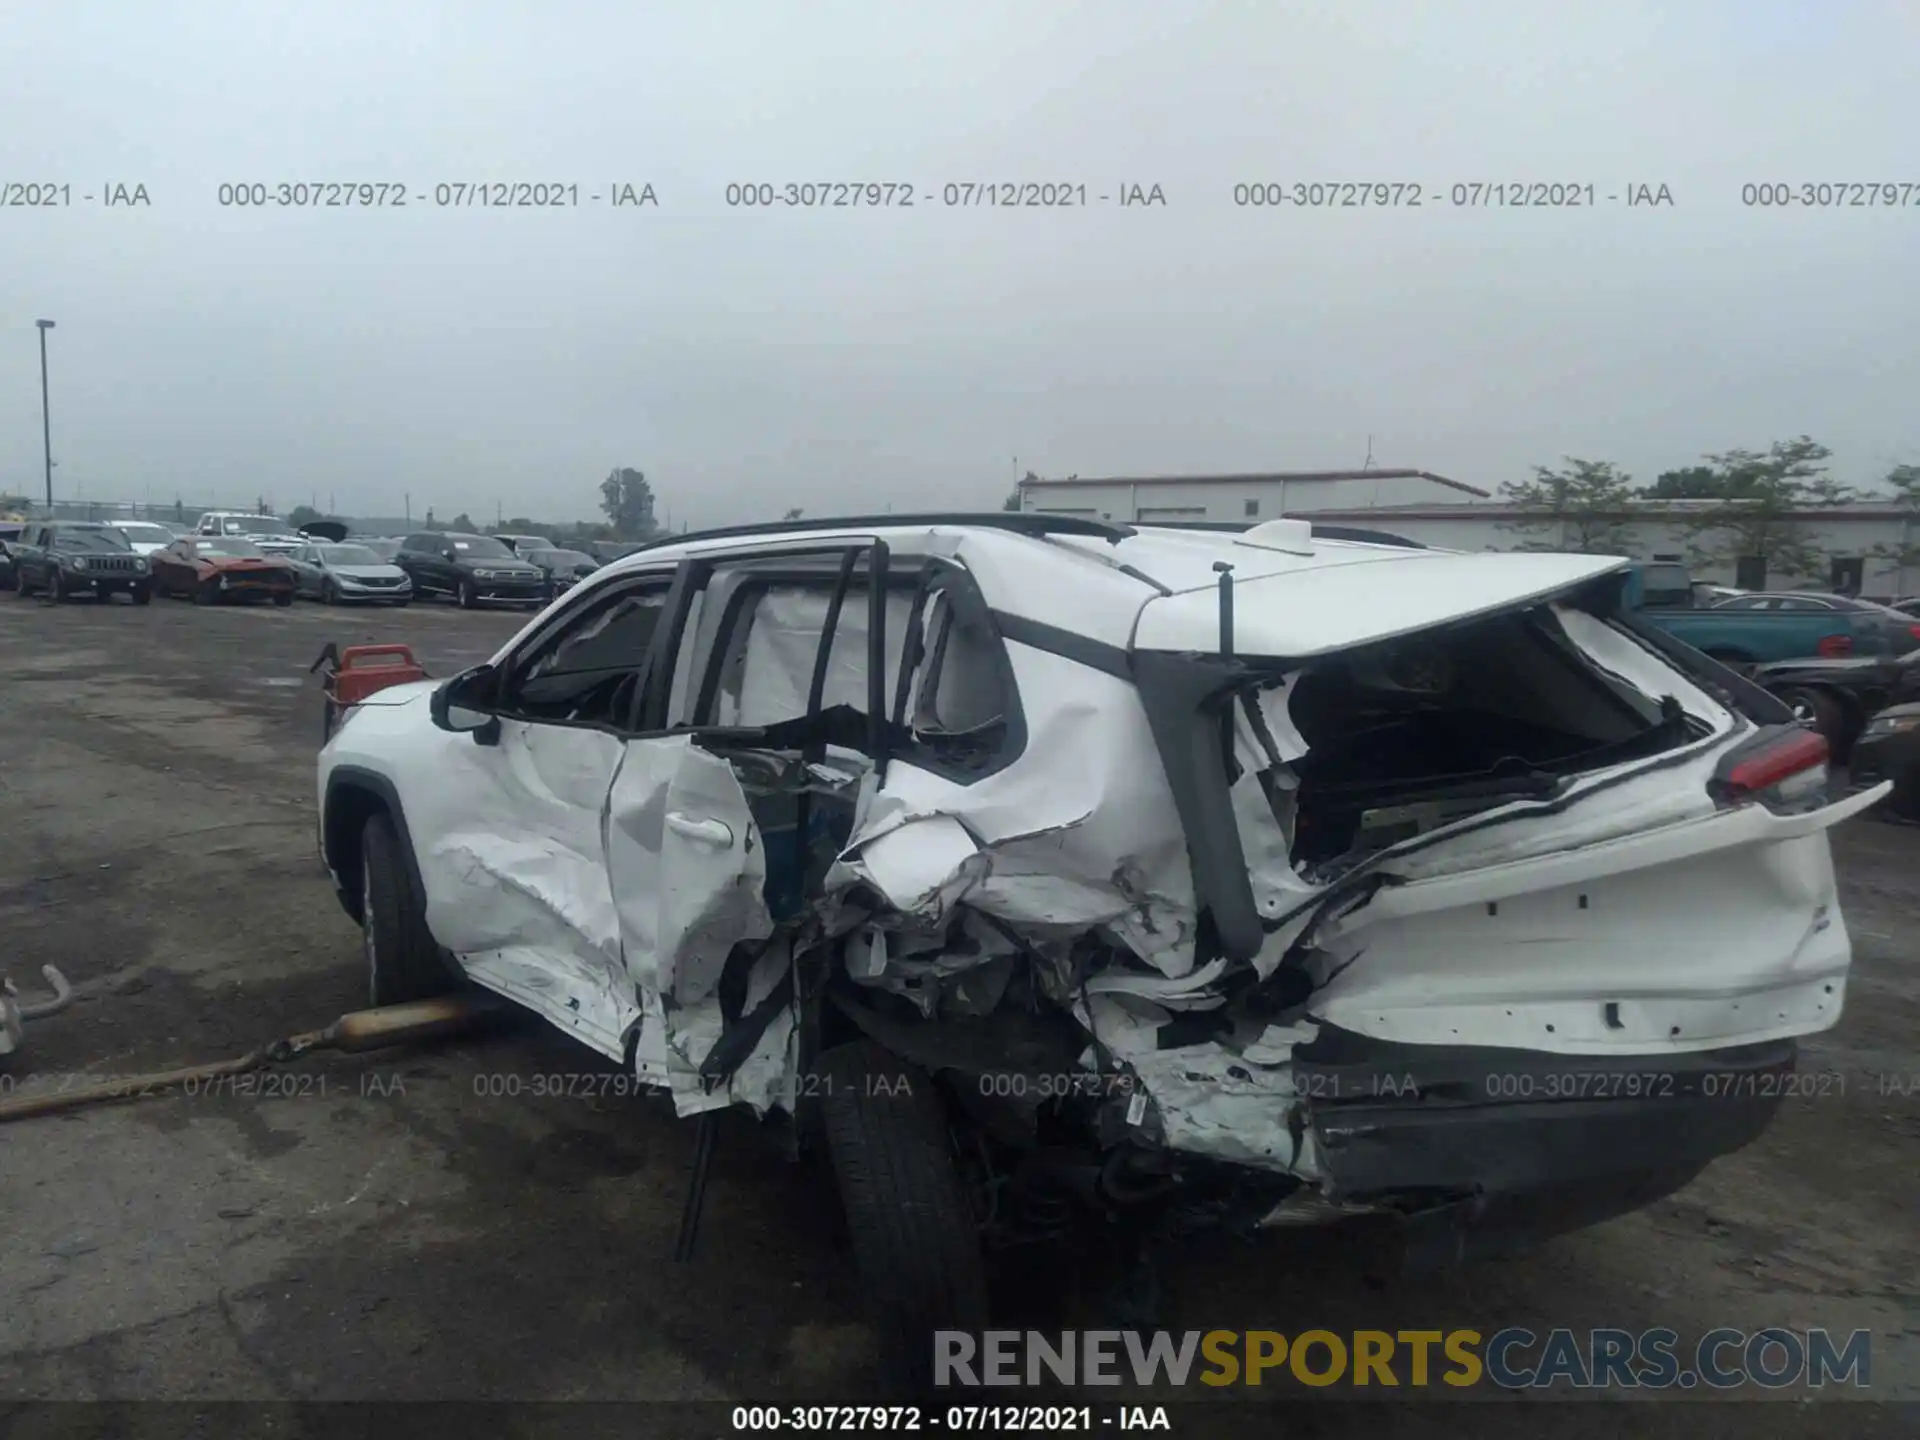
[1625,562,1900,664]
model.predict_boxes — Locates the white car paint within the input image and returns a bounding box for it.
[110,523,177,557]
[318,520,1883,1186]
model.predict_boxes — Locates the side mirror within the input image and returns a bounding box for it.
[442,545,458,560]
[430,665,502,743]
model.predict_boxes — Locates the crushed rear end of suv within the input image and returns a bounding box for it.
[317,513,1880,1390]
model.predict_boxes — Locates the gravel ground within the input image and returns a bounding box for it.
[0,590,1913,1436]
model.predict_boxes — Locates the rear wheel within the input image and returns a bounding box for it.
[1774,686,1845,747]
[817,1041,990,1397]
[13,567,30,597]
[458,578,478,609]
[360,811,456,1007]
[273,591,293,607]
[321,578,338,605]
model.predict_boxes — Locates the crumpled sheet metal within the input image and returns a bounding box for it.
[1076,994,1321,1177]
[858,646,1198,977]
[427,831,625,964]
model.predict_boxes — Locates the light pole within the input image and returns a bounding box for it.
[35,320,56,508]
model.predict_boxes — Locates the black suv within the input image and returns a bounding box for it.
[12,522,153,604]
[395,531,550,609]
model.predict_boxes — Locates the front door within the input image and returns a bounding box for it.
[412,573,674,1057]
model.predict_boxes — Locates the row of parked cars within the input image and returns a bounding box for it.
[0,513,607,611]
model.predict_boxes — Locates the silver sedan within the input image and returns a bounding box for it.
[286,541,414,606]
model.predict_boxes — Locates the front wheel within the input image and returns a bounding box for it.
[193,580,219,606]
[131,584,152,606]
[13,567,31,597]
[321,578,337,605]
[360,811,457,1007]
[458,578,478,609]
[817,1041,990,1397]
[273,591,293,607]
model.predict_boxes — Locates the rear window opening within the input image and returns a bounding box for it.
[1274,605,1702,873]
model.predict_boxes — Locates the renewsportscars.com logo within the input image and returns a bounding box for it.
[934,1328,1873,1391]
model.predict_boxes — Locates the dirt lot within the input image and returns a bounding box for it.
[0,590,1914,1434]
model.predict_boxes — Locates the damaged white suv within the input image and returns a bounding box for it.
[317,513,1882,1387]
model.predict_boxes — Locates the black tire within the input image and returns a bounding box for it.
[321,578,337,605]
[817,1041,989,1397]
[360,811,455,1007]
[131,584,152,606]
[13,567,30,597]
[1888,761,1920,823]
[1774,686,1845,746]
[458,578,478,609]
[273,591,293,607]
[51,570,68,602]
[194,580,218,606]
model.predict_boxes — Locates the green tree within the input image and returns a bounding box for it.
[1678,436,1855,583]
[1004,470,1041,511]
[287,504,322,528]
[1646,465,1736,499]
[1887,463,1920,507]
[449,511,476,532]
[782,507,804,521]
[1864,462,1920,581]
[599,467,657,538]
[1497,458,1641,553]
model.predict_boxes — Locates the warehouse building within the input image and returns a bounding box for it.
[1015,468,1489,521]
[1016,471,1918,598]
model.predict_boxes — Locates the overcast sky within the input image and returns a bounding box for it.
[2,1,1915,527]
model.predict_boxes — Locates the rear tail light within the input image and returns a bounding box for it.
[1815,634,1853,657]
[1907,624,1920,643]
[1710,725,1830,812]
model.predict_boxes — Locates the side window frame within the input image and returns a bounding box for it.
[631,543,1027,784]
[488,568,679,735]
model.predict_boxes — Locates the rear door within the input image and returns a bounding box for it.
[397,533,442,592]
[153,539,193,592]
[287,544,321,596]
[604,538,922,1113]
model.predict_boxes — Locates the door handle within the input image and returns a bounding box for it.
[666,812,735,848]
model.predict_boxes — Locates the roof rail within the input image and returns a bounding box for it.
[620,511,1137,554]
[1138,519,1425,550]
